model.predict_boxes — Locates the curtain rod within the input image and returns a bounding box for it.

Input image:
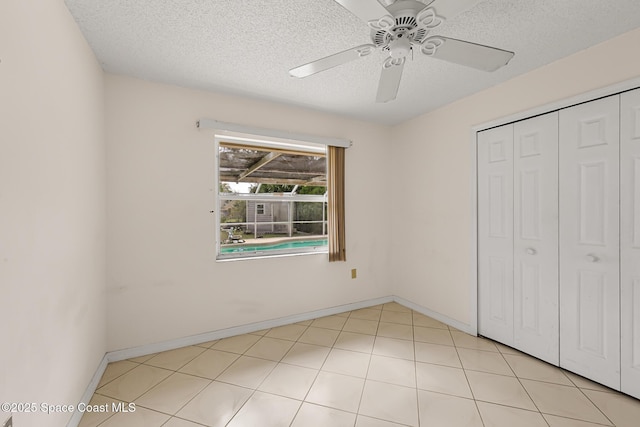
[196,119,352,149]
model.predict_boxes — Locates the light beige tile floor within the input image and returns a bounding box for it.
[80,302,640,426]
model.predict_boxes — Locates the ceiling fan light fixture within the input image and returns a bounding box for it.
[389,37,412,58]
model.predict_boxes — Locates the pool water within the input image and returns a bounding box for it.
[221,238,328,254]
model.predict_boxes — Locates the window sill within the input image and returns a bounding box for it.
[216,250,328,262]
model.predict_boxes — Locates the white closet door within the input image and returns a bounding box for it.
[478,125,514,346]
[559,95,620,390]
[513,112,559,365]
[621,88,640,399]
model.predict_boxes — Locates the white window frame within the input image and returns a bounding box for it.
[215,135,328,260]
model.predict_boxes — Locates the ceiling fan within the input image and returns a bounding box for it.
[289,0,515,103]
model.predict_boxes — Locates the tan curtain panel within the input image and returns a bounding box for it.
[328,146,346,262]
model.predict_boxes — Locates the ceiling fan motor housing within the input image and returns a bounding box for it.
[370,0,438,52]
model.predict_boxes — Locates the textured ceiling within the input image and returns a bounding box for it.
[64,0,640,125]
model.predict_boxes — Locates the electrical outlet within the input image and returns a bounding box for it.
[3,415,12,427]
[351,268,357,279]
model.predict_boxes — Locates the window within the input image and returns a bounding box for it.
[216,138,329,259]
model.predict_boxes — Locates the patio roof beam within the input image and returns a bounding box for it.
[237,152,282,181]
[219,176,326,186]
[306,176,326,185]
[220,142,326,158]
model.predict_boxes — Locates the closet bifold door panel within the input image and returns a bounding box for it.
[478,112,559,357]
[513,113,559,365]
[559,95,621,390]
[621,87,640,399]
[478,125,515,346]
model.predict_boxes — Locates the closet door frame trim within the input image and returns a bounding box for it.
[469,75,640,336]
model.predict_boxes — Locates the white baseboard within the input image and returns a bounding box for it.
[66,354,108,427]
[392,295,476,335]
[106,295,394,363]
[104,294,476,364]
[68,294,473,426]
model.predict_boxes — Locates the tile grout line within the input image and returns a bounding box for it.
[494,345,551,427]
[353,308,380,422]
[161,416,209,427]
[449,326,487,427]
[571,382,617,426]
[203,326,296,427]
[239,321,314,427]
[136,347,220,424]
[474,342,616,427]
[508,350,618,426]
[411,309,423,427]
[158,375,213,425]
[93,359,142,391]
[288,314,346,426]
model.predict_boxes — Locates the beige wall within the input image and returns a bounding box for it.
[105,75,392,351]
[5,1,640,420]
[390,27,640,327]
[0,1,106,426]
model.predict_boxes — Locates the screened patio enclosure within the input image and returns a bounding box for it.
[217,141,328,252]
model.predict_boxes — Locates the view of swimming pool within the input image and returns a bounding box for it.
[220,238,328,254]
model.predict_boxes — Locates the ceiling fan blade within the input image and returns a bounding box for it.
[421,36,514,71]
[376,59,405,103]
[334,0,391,24]
[430,0,482,20]
[289,44,376,78]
